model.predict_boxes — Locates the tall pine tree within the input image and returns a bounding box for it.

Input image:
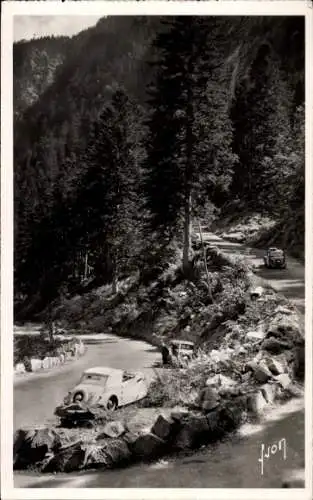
[144,17,237,272]
[231,44,293,211]
[77,89,139,293]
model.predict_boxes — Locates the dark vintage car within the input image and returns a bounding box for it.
[263,247,287,269]
[162,339,196,366]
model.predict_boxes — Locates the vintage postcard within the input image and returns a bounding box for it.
[1,1,312,499]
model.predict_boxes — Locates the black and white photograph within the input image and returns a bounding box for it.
[1,1,312,497]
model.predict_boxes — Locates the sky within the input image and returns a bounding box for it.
[14,15,104,42]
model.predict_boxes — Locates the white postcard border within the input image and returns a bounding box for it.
[1,2,312,499]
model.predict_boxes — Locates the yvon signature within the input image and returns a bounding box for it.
[258,438,287,475]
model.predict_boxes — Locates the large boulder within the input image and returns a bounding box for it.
[246,329,266,341]
[30,358,42,372]
[13,429,35,467]
[209,349,230,365]
[246,391,267,414]
[205,403,244,441]
[65,351,73,361]
[217,404,245,432]
[170,410,190,423]
[206,409,222,438]
[219,386,242,398]
[265,357,285,376]
[123,431,139,447]
[262,337,292,354]
[151,414,179,441]
[266,314,301,344]
[23,357,32,372]
[206,374,237,389]
[42,357,52,370]
[260,383,277,404]
[14,428,62,470]
[84,438,131,469]
[130,433,166,460]
[196,386,221,412]
[172,415,211,450]
[15,362,26,374]
[274,306,294,316]
[96,421,125,439]
[241,371,252,383]
[246,360,272,383]
[223,232,246,243]
[59,353,65,364]
[42,440,85,473]
[274,373,292,389]
[293,345,305,381]
[125,408,173,435]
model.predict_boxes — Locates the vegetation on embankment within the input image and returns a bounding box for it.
[50,242,250,346]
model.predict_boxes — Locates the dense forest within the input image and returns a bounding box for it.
[14,16,304,320]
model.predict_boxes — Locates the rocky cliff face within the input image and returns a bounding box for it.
[13,37,72,119]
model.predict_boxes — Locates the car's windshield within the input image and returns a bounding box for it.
[171,342,194,351]
[269,249,284,256]
[180,344,194,351]
[80,374,109,386]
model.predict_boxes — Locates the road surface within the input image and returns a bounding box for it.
[14,234,305,488]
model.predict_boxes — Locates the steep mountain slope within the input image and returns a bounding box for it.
[14,16,162,196]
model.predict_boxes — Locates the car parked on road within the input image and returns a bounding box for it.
[263,247,287,269]
[163,339,196,366]
[61,366,148,411]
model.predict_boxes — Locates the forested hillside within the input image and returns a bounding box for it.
[14,16,304,320]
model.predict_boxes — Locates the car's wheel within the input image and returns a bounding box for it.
[107,396,118,411]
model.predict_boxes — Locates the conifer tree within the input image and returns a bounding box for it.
[231,45,293,211]
[144,17,237,272]
[77,89,139,293]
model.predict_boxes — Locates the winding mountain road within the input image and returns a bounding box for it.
[14,234,305,488]
[204,233,305,316]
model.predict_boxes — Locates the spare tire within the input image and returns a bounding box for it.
[73,390,87,403]
[106,396,118,411]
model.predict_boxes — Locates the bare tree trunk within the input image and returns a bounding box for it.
[112,253,119,294]
[228,43,242,106]
[198,220,214,302]
[248,166,252,200]
[84,250,88,280]
[183,67,194,275]
[46,305,54,343]
[183,192,192,274]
